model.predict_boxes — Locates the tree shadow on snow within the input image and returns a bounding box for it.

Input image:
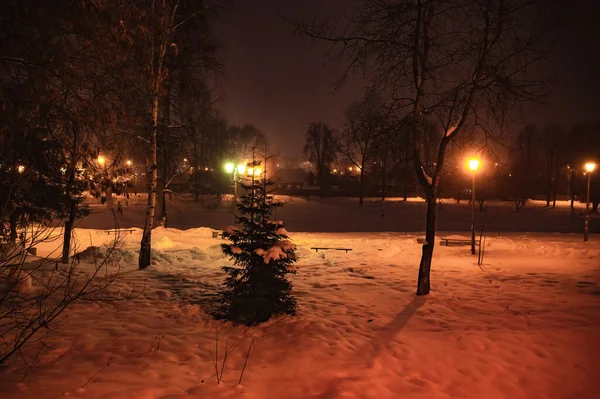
[314,295,426,399]
[147,271,221,314]
[367,295,426,364]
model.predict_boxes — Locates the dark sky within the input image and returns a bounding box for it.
[217,0,600,158]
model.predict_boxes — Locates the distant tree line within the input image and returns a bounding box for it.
[304,115,600,213]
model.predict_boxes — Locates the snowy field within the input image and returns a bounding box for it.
[1,227,599,399]
[77,194,599,234]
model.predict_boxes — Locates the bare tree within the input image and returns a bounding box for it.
[125,0,220,269]
[510,124,539,212]
[295,0,551,294]
[540,124,565,208]
[0,203,130,366]
[338,96,388,205]
[304,122,337,194]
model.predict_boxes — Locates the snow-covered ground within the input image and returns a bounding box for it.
[1,227,599,399]
[77,194,599,234]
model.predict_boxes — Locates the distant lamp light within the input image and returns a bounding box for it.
[183,158,188,163]
[467,158,480,172]
[17,165,25,173]
[126,160,132,166]
[224,162,234,174]
[237,164,246,175]
[97,156,106,165]
[585,162,596,173]
[247,167,254,176]
[584,162,597,242]
[254,167,262,176]
[204,167,209,171]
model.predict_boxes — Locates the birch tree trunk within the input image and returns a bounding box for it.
[62,125,79,264]
[139,93,159,269]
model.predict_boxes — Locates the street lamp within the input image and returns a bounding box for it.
[224,162,237,197]
[126,160,132,167]
[584,162,596,242]
[17,165,25,174]
[467,158,481,255]
[225,162,249,198]
[97,156,106,166]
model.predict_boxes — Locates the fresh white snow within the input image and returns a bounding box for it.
[0,227,599,398]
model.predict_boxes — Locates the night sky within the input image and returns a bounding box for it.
[218,0,600,158]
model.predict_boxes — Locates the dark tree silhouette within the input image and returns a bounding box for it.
[304,122,337,194]
[295,0,552,295]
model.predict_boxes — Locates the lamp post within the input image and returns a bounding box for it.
[224,162,235,196]
[225,162,249,199]
[468,158,480,255]
[584,162,596,242]
[236,164,247,196]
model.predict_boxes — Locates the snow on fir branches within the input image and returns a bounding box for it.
[219,159,297,325]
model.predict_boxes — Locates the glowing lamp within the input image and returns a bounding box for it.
[585,162,596,173]
[126,160,132,166]
[224,162,234,174]
[467,158,480,172]
[97,156,105,165]
[237,164,246,175]
[17,165,25,173]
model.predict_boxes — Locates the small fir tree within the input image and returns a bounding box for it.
[220,160,297,325]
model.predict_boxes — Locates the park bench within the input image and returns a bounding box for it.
[439,237,479,246]
[311,247,353,253]
[416,237,479,246]
[105,229,135,235]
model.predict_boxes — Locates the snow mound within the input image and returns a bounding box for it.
[154,236,175,250]
[149,247,206,264]
[75,246,135,264]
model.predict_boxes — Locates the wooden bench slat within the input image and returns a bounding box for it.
[311,247,353,253]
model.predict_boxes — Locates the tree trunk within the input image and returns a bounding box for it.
[161,189,168,228]
[193,136,199,201]
[156,163,167,226]
[403,136,409,201]
[139,93,159,270]
[380,168,386,202]
[62,125,79,264]
[9,212,17,242]
[417,193,436,296]
[545,159,552,207]
[358,166,365,206]
[551,177,557,208]
[61,204,76,264]
[569,169,575,209]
